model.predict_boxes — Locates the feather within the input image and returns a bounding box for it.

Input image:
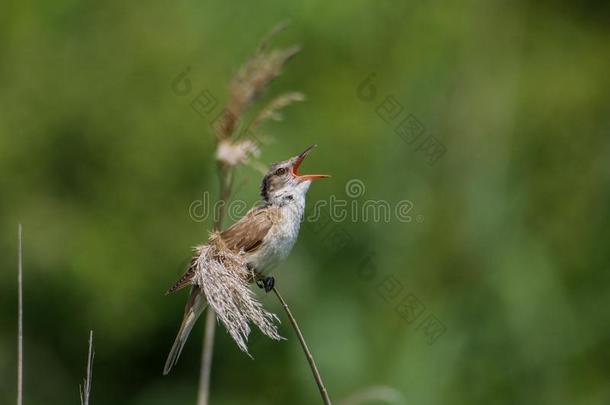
[163,286,208,375]
[220,207,275,253]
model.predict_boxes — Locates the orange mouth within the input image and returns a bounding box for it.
[292,144,330,181]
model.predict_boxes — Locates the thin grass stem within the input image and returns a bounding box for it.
[272,286,332,405]
[197,164,233,405]
[79,331,95,405]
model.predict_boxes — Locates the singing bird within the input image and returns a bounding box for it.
[163,145,329,374]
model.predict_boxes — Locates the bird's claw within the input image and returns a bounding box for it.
[256,276,275,293]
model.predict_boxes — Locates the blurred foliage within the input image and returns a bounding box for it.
[1,0,610,404]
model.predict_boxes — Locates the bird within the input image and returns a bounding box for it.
[163,144,329,374]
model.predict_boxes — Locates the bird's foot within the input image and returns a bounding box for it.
[256,276,275,293]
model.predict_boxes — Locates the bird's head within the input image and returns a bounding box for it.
[261,144,329,205]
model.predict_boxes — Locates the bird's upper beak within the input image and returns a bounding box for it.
[291,144,330,182]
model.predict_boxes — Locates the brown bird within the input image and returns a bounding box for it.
[163,145,329,374]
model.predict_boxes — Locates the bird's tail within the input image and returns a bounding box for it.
[163,286,208,375]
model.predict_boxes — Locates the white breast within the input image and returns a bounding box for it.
[248,197,305,275]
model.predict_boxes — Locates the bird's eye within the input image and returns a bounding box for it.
[275,168,286,176]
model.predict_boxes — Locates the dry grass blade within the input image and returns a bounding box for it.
[193,236,282,352]
[79,330,95,405]
[17,224,23,405]
[214,26,301,140]
[248,92,305,132]
[257,20,290,53]
[215,138,261,167]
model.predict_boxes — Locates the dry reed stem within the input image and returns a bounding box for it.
[197,310,216,405]
[198,171,227,405]
[79,330,95,405]
[198,22,301,404]
[197,163,233,405]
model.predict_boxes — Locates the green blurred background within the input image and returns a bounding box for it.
[2,0,609,404]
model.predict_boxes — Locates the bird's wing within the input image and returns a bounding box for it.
[220,206,276,253]
[165,255,198,295]
[165,207,276,295]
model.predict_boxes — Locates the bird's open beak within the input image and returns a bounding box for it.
[291,144,330,181]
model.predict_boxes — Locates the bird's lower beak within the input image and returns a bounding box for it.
[292,144,330,181]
